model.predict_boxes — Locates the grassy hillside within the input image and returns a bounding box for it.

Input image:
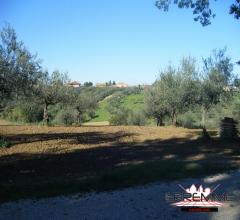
[91,92,145,122]
[119,93,144,111]
[91,99,112,122]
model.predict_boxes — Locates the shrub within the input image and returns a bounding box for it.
[7,106,24,122]
[52,108,78,125]
[88,109,97,119]
[22,103,43,122]
[109,107,130,125]
[128,110,146,126]
[178,111,201,129]
[0,138,10,148]
[5,102,43,123]
[110,107,146,126]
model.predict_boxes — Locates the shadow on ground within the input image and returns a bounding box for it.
[2,130,131,145]
[0,129,239,202]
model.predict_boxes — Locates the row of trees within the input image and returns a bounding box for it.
[145,50,236,130]
[1,24,239,130]
[0,24,97,125]
[106,80,116,86]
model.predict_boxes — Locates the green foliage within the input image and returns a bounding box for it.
[230,1,240,19]
[70,91,98,125]
[145,51,234,131]
[91,99,112,122]
[0,138,10,148]
[128,110,147,126]
[120,93,144,111]
[105,80,117,86]
[52,107,78,125]
[5,102,43,123]
[155,0,240,26]
[90,89,146,123]
[36,70,70,124]
[234,78,240,87]
[0,24,41,108]
[231,94,240,122]
[145,57,199,126]
[178,111,201,129]
[109,107,130,125]
[83,81,93,87]
[109,106,146,126]
[0,23,237,131]
[36,70,69,106]
[6,106,24,122]
[176,92,240,130]
[78,86,122,103]
[199,48,233,128]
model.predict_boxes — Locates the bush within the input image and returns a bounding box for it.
[128,110,146,126]
[5,102,43,123]
[23,103,43,122]
[52,108,78,125]
[109,107,130,125]
[230,94,240,123]
[6,106,24,122]
[88,109,97,119]
[0,138,10,148]
[109,107,146,126]
[178,111,201,129]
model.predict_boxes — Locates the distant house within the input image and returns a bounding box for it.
[95,82,129,88]
[68,81,81,88]
[113,82,128,88]
[142,84,151,90]
[95,83,106,87]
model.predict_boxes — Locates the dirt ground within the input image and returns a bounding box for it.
[0,124,239,202]
[1,124,239,176]
[0,125,201,159]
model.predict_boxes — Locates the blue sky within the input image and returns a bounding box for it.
[1,0,240,85]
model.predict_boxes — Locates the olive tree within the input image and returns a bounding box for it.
[199,49,233,129]
[68,90,98,125]
[36,70,69,125]
[145,57,199,126]
[0,24,41,109]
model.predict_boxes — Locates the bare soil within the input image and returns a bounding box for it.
[0,124,239,202]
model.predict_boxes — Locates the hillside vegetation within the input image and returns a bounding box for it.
[91,92,145,123]
[1,24,240,133]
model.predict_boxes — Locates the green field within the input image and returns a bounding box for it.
[120,93,145,111]
[90,99,112,122]
[90,92,145,122]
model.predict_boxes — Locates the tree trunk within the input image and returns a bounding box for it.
[156,118,160,126]
[171,111,177,126]
[77,111,82,126]
[201,105,210,139]
[201,106,207,129]
[43,102,49,125]
[156,117,164,126]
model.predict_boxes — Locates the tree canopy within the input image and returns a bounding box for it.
[145,50,234,130]
[146,57,199,126]
[155,0,240,26]
[0,24,41,109]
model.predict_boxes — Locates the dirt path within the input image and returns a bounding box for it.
[0,170,239,220]
[83,121,110,126]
